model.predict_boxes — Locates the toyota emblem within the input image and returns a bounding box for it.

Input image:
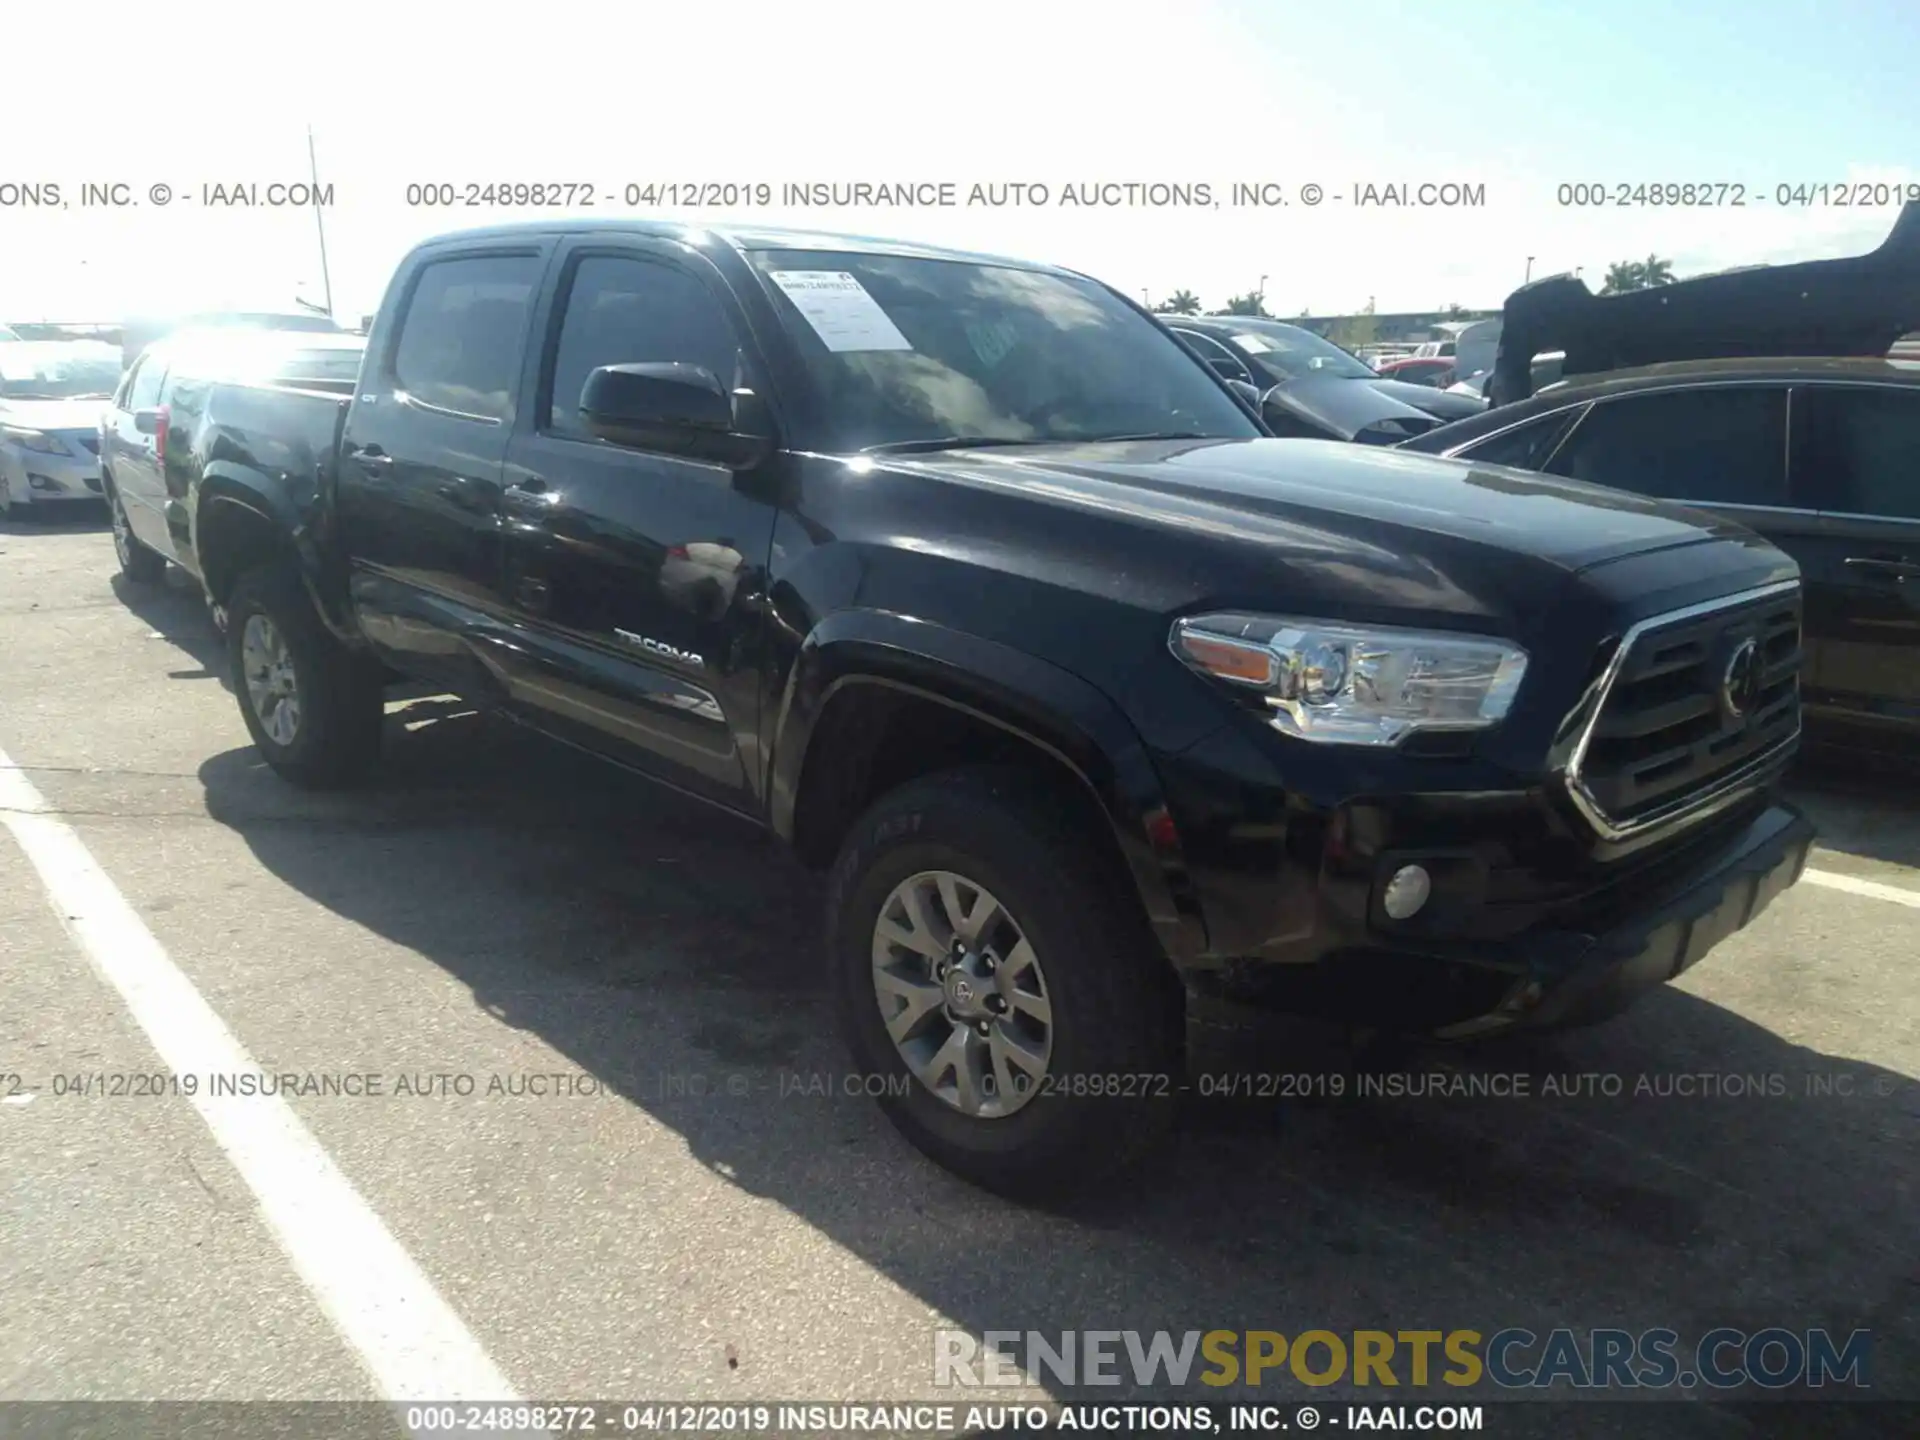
[1721,638,1762,719]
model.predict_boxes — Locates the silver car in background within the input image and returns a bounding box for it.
[0,341,120,517]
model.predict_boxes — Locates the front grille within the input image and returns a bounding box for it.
[1571,583,1801,833]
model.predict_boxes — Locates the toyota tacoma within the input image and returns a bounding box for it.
[125,220,1816,1198]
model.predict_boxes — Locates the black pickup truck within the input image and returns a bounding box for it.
[120,220,1816,1197]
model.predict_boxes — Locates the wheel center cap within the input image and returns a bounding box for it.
[943,964,988,1018]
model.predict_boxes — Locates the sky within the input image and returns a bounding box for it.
[1,0,1915,324]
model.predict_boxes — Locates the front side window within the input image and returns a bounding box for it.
[391,254,542,420]
[1544,387,1789,506]
[1458,407,1583,471]
[748,250,1259,450]
[1792,385,1920,520]
[545,255,741,439]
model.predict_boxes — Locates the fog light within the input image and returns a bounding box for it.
[1383,864,1432,920]
[29,474,61,491]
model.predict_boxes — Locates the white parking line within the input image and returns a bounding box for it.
[0,747,526,1412]
[1804,866,1920,909]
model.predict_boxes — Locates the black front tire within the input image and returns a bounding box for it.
[226,564,384,788]
[109,485,166,583]
[827,765,1183,1202]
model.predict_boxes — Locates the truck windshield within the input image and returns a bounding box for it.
[748,250,1261,450]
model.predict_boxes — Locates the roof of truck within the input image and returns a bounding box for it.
[413,219,1072,276]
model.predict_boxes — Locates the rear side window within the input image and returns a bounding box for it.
[391,254,541,420]
[126,356,166,410]
[545,255,740,438]
[1792,385,1920,520]
[1544,387,1789,505]
[1458,408,1582,471]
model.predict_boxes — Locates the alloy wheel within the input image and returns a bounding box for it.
[110,493,132,566]
[871,870,1054,1118]
[241,613,303,747]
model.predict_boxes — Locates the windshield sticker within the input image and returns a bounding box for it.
[767,271,913,353]
[963,318,1021,369]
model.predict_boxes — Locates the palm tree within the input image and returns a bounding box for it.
[1213,292,1269,317]
[1600,256,1679,294]
[1601,259,1644,295]
[1160,289,1201,315]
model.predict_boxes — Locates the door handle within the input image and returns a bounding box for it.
[501,477,555,513]
[1843,557,1920,579]
[348,445,394,475]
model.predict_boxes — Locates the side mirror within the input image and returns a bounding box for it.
[1226,379,1261,407]
[579,363,770,469]
[133,408,162,436]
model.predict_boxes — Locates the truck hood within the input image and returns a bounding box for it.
[1494,199,1920,401]
[0,398,110,431]
[888,437,1770,641]
[1263,373,1485,442]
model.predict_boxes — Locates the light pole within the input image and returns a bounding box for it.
[1141,288,1150,307]
[307,125,335,318]
[1257,273,1268,311]
[1525,255,1536,283]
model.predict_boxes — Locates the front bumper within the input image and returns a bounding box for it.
[1184,800,1815,1038]
[1440,800,1814,1036]
[2,447,104,503]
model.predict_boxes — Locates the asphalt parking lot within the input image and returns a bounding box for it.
[2,508,1915,1438]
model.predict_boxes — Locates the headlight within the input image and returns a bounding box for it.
[1,426,66,454]
[1170,612,1529,747]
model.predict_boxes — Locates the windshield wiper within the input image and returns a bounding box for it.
[861,436,1040,455]
[1079,430,1210,443]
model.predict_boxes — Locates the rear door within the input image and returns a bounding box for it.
[493,237,781,811]
[334,244,552,696]
[105,352,172,554]
[1786,382,1920,740]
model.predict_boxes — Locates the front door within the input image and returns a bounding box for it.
[495,241,780,813]
[1787,382,1920,744]
[334,246,550,697]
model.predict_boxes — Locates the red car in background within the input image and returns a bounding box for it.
[1372,355,1456,388]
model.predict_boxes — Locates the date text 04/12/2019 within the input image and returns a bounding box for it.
[1557,180,1920,207]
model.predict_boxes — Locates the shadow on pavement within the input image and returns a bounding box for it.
[191,707,1917,1426]
[109,569,229,684]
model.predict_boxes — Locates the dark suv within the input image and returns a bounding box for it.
[1400,358,1920,759]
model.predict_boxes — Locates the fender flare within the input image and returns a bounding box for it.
[768,609,1207,963]
[193,468,356,642]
